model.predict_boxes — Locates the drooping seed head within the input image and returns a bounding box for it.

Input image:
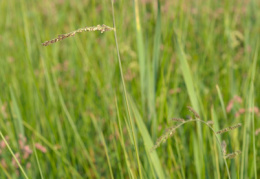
[187,106,200,119]
[224,150,241,159]
[42,24,114,46]
[216,123,242,134]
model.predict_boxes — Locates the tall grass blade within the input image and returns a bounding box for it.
[10,88,24,136]
[133,0,146,111]
[173,32,204,176]
[129,97,165,179]
[32,140,44,179]
[150,0,161,138]
[152,0,161,89]
[216,85,228,120]
[115,97,135,179]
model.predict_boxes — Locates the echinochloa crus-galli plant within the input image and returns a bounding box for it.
[151,106,242,179]
[42,24,114,46]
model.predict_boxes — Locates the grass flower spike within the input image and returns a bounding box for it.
[42,24,114,46]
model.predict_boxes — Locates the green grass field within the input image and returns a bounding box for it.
[0,0,259,178]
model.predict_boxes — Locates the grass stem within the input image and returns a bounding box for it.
[110,0,143,178]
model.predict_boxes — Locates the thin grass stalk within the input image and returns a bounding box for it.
[110,1,142,178]
[212,131,221,179]
[115,96,135,178]
[250,41,258,179]
[133,0,146,112]
[216,85,228,120]
[0,165,12,179]
[129,97,165,178]
[175,137,185,178]
[90,114,114,179]
[251,91,257,179]
[150,0,161,138]
[0,131,29,179]
[167,144,182,178]
[32,140,44,179]
[211,107,221,178]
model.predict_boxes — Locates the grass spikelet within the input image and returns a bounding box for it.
[216,123,242,134]
[172,118,185,122]
[187,106,200,119]
[224,151,242,159]
[42,24,114,46]
[206,121,214,125]
[150,127,176,152]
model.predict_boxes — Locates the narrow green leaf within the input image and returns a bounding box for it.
[129,97,165,179]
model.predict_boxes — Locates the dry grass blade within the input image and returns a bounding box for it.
[187,106,200,119]
[224,151,242,159]
[216,123,242,134]
[42,24,114,46]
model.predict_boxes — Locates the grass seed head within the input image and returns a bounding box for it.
[224,150,241,159]
[187,106,200,119]
[42,24,114,46]
[172,118,185,122]
[150,127,176,152]
[206,121,214,125]
[216,123,242,134]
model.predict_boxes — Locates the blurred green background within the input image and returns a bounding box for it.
[0,0,259,178]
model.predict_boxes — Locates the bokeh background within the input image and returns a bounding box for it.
[0,0,259,178]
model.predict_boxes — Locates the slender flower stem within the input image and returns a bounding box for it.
[110,0,143,178]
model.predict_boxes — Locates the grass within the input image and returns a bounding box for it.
[0,0,259,178]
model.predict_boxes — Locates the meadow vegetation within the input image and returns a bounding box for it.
[0,0,259,178]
